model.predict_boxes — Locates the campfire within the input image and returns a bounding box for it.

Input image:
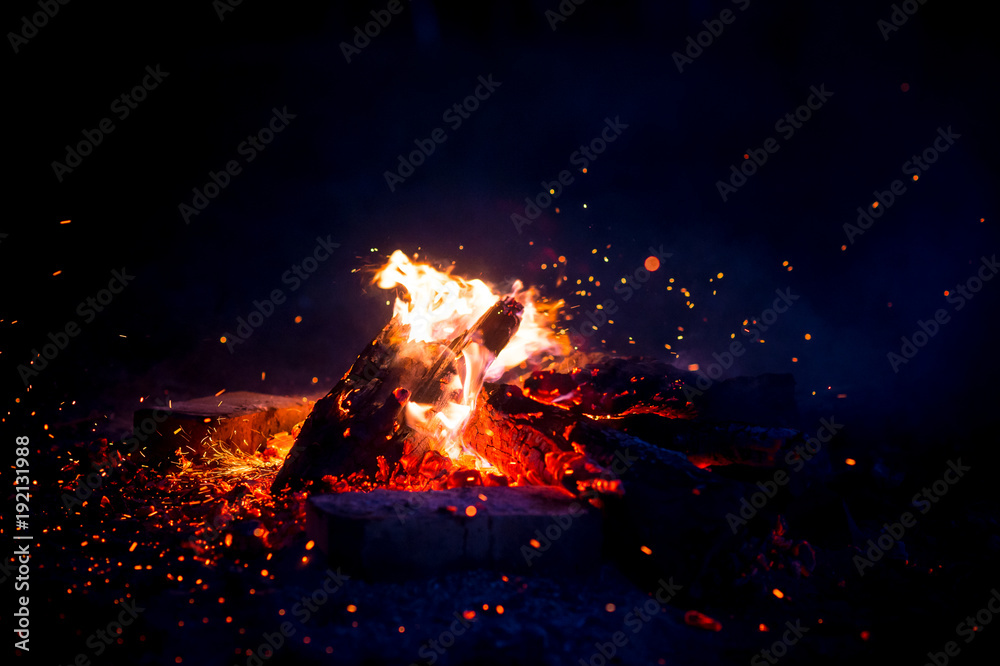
[270,249,667,499]
[89,249,803,574]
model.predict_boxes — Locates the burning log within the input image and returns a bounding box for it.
[521,358,696,420]
[272,297,533,492]
[517,360,801,468]
[459,375,794,494]
[402,295,525,462]
[463,384,625,496]
[271,286,628,497]
[269,317,408,492]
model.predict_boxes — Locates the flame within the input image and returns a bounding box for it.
[375,250,564,377]
[374,250,567,465]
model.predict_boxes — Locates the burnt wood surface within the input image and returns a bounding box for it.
[271,297,530,492]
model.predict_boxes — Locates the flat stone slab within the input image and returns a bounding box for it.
[133,391,316,463]
[307,486,602,579]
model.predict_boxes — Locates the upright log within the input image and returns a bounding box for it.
[271,297,528,492]
[270,318,412,492]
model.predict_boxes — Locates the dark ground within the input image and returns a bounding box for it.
[3,1,1000,664]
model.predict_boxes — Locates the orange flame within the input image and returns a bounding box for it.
[374,250,567,466]
[375,250,565,376]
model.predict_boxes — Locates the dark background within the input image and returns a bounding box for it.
[3,0,999,663]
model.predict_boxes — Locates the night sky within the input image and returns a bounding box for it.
[4,2,1000,656]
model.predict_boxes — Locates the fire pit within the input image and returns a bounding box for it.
[101,251,812,591]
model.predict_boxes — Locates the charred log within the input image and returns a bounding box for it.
[463,384,623,497]
[521,358,696,419]
[271,297,527,493]
[523,360,799,429]
[270,319,412,492]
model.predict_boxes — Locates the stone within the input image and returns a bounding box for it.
[306,486,601,579]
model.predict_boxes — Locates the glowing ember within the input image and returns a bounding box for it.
[684,610,723,632]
